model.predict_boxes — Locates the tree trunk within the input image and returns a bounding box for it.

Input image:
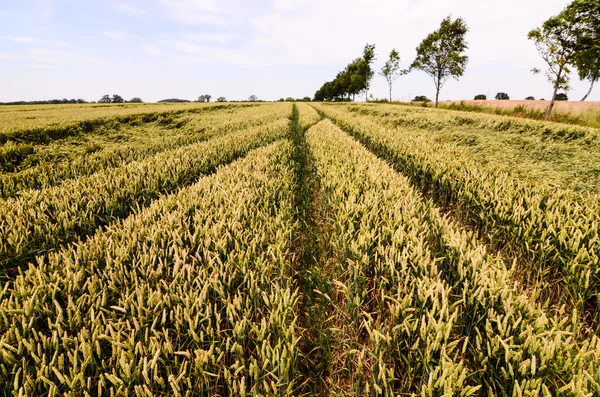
[435,88,440,108]
[580,80,595,102]
[546,84,559,121]
[389,85,392,102]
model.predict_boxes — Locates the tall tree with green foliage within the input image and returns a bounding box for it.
[380,49,406,101]
[314,45,376,102]
[529,10,581,119]
[358,44,377,101]
[410,16,469,108]
[561,0,599,101]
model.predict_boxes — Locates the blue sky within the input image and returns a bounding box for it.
[1,0,597,102]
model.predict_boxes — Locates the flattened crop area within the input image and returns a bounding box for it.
[0,102,599,396]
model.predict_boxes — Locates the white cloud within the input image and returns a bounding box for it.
[143,43,168,56]
[102,30,137,41]
[114,2,145,16]
[142,0,578,99]
[52,41,71,48]
[8,36,44,44]
[157,0,234,25]
[8,37,72,48]
[0,48,107,66]
[185,33,231,44]
[33,0,54,21]
[210,0,571,74]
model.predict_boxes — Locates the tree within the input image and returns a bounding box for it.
[248,95,258,102]
[380,49,407,101]
[412,95,431,102]
[129,97,143,103]
[560,0,599,101]
[556,92,569,100]
[526,96,536,100]
[313,45,377,102]
[206,95,212,102]
[495,92,510,100]
[411,16,469,108]
[111,94,124,103]
[528,10,580,120]
[474,94,486,100]
[216,96,227,102]
[360,44,377,101]
[302,97,311,102]
[99,94,111,103]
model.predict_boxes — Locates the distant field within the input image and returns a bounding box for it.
[455,99,600,113]
[1,102,600,395]
[403,99,600,129]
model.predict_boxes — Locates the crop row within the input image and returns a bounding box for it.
[296,102,321,131]
[314,103,600,329]
[0,140,300,396]
[305,119,600,395]
[0,103,291,198]
[0,117,291,276]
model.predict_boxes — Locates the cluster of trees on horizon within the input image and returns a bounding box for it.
[0,94,263,106]
[0,98,89,106]
[313,0,598,120]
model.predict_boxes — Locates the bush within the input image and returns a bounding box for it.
[495,92,510,100]
[525,96,535,100]
[556,93,568,101]
[474,94,487,100]
[157,99,190,103]
[412,95,431,102]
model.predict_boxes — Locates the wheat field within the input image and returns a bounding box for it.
[0,101,599,395]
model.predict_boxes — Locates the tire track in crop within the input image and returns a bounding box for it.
[289,105,335,395]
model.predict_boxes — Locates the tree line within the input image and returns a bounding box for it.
[0,98,88,106]
[313,0,598,120]
[473,93,569,101]
[156,95,258,103]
